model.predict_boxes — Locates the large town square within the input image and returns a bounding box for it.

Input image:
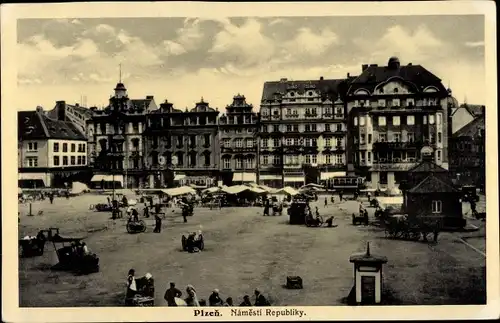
[18,190,486,307]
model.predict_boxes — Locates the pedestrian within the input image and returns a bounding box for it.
[153,213,162,233]
[49,193,54,204]
[324,196,328,208]
[107,196,111,205]
[339,190,343,201]
[185,285,200,307]
[254,289,270,306]
[164,282,182,306]
[182,205,188,223]
[240,295,252,306]
[125,269,138,305]
[330,195,334,204]
[144,206,150,218]
[367,191,372,203]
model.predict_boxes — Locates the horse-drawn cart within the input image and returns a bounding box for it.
[50,234,99,274]
[383,213,443,242]
[352,210,369,226]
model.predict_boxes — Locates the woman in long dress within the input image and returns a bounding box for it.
[184,284,200,306]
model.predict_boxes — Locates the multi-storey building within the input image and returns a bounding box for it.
[218,94,259,185]
[46,101,92,134]
[258,77,350,188]
[144,98,219,188]
[449,113,485,189]
[86,82,157,188]
[18,107,88,188]
[346,57,453,190]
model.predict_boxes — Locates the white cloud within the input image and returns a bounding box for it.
[284,27,339,58]
[209,18,276,67]
[163,40,186,56]
[268,18,290,26]
[465,41,485,48]
[71,19,82,25]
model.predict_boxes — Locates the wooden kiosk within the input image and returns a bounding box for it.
[349,242,388,305]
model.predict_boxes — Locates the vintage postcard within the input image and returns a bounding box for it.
[1,1,499,322]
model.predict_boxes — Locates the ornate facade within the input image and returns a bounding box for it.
[346,57,453,189]
[144,98,219,188]
[258,77,350,188]
[86,82,157,188]
[218,94,259,185]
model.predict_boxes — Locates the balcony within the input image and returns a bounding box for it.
[271,114,281,120]
[370,162,418,171]
[304,113,319,119]
[284,114,300,119]
[221,146,255,153]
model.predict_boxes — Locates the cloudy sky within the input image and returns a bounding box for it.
[17,15,485,111]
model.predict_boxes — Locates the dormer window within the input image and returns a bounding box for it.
[394,88,399,93]
[290,92,295,97]
[308,91,313,96]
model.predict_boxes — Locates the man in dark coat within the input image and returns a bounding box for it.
[240,295,252,306]
[254,289,270,306]
[209,289,224,306]
[164,282,182,306]
[153,213,162,233]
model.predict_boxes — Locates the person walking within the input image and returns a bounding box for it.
[153,213,162,233]
[324,196,328,208]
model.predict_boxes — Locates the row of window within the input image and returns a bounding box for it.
[261,107,344,117]
[356,132,442,144]
[26,142,87,153]
[260,154,343,165]
[222,138,256,148]
[94,122,141,135]
[151,152,212,167]
[53,155,87,166]
[221,157,256,169]
[354,114,443,127]
[353,98,439,108]
[222,128,255,134]
[147,116,217,128]
[151,135,211,147]
[260,137,344,148]
[353,150,442,163]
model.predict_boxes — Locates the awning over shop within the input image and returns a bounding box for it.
[233,172,257,182]
[18,173,47,187]
[221,185,250,195]
[90,174,124,185]
[284,177,304,182]
[320,171,347,180]
[259,175,281,180]
[275,186,300,196]
[161,186,196,197]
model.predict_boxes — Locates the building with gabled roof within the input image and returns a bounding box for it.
[143,97,220,188]
[18,107,88,188]
[46,101,93,134]
[345,56,454,190]
[85,82,156,189]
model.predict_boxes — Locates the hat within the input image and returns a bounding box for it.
[145,273,152,279]
[213,289,219,293]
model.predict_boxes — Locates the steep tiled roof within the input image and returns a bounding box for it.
[348,64,447,94]
[408,160,448,173]
[18,110,86,140]
[261,78,347,102]
[408,174,459,194]
[453,115,485,138]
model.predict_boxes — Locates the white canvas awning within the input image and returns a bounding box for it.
[162,186,196,197]
[259,175,281,180]
[284,177,304,182]
[202,187,221,194]
[91,174,124,184]
[70,182,89,194]
[221,185,250,195]
[320,171,347,180]
[233,172,257,182]
[18,173,47,186]
[374,196,404,209]
[275,186,300,196]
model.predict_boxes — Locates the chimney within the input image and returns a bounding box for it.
[55,100,66,121]
[408,63,412,66]
[347,72,350,78]
[361,64,369,72]
[146,95,154,100]
[280,78,288,82]
[369,64,378,67]
[319,76,324,80]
